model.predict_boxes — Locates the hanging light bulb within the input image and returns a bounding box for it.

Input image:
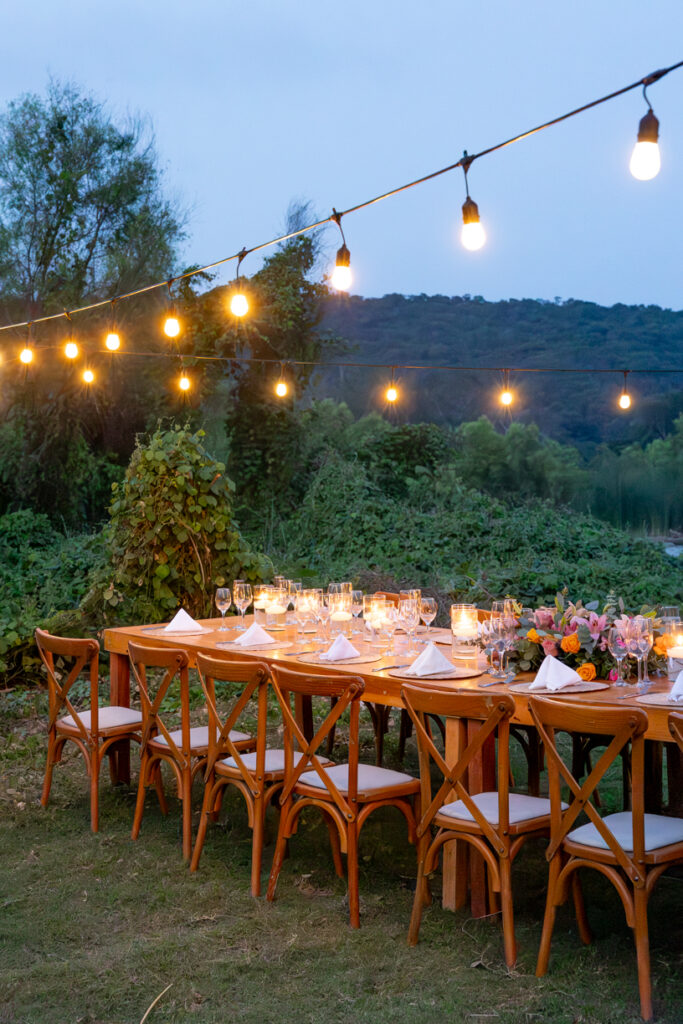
[275,379,288,398]
[105,300,121,350]
[619,372,632,409]
[229,248,250,317]
[500,388,513,406]
[178,373,191,392]
[460,152,486,251]
[330,209,352,292]
[82,369,95,384]
[499,369,513,406]
[385,368,399,403]
[630,96,661,180]
[163,280,181,338]
[20,347,33,364]
[65,340,79,359]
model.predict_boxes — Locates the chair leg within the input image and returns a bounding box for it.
[250,793,265,898]
[408,838,429,946]
[131,752,150,840]
[40,734,57,808]
[181,769,193,861]
[266,801,290,902]
[571,870,592,945]
[153,764,168,816]
[536,854,561,977]
[89,747,100,833]
[499,856,517,968]
[346,820,360,928]
[190,776,216,872]
[633,886,653,1022]
[323,813,344,878]
[398,710,412,763]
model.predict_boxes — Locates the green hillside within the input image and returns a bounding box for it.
[320,294,683,449]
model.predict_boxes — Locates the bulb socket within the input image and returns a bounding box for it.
[461,196,481,225]
[637,109,659,143]
[335,243,351,268]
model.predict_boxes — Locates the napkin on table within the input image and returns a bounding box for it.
[232,622,276,647]
[529,655,582,691]
[669,670,683,703]
[319,635,360,662]
[403,642,454,677]
[163,608,207,633]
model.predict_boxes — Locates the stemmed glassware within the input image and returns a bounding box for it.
[635,616,654,688]
[215,587,232,631]
[351,590,363,634]
[480,617,500,676]
[399,597,420,655]
[419,596,437,634]
[314,590,330,644]
[381,603,400,656]
[607,626,628,686]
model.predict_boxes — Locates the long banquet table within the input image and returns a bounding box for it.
[103,615,681,916]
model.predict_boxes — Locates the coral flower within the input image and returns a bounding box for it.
[526,628,541,644]
[577,663,597,682]
[654,634,676,657]
[542,637,559,657]
[561,633,581,655]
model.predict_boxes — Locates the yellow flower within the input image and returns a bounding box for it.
[526,628,541,644]
[577,662,596,682]
[561,633,581,655]
[654,634,675,657]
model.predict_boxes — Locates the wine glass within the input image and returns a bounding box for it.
[215,587,231,631]
[381,603,400,656]
[233,582,252,631]
[480,618,498,676]
[399,597,420,655]
[419,596,437,637]
[350,590,363,634]
[607,626,628,687]
[314,590,330,644]
[635,616,654,689]
[489,614,509,677]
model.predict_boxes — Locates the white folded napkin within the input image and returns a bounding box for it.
[529,655,582,691]
[403,642,454,677]
[231,622,276,647]
[669,670,683,702]
[319,635,360,662]
[163,608,206,633]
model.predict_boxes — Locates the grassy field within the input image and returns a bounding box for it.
[1,687,682,1024]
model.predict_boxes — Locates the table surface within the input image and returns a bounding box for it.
[103,615,679,742]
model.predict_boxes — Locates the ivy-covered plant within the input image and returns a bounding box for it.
[98,424,270,622]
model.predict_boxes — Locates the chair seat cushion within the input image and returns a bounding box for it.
[58,706,143,731]
[439,791,558,826]
[298,763,417,796]
[152,725,251,750]
[569,811,683,853]
[221,749,325,774]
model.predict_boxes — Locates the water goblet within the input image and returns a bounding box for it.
[215,587,231,631]
[607,626,628,686]
[233,582,252,631]
[399,597,420,655]
[419,597,437,640]
[351,590,363,634]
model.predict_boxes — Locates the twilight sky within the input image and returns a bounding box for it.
[1,1,682,310]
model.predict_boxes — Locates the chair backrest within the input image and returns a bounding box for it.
[669,711,683,753]
[529,697,649,882]
[401,684,515,852]
[128,642,191,765]
[269,663,364,817]
[35,628,100,741]
[196,653,270,794]
[375,591,399,606]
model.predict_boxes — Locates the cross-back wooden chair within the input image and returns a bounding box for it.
[36,628,143,832]
[128,642,253,860]
[190,654,283,896]
[668,710,683,752]
[402,685,557,967]
[530,698,683,1022]
[266,664,420,928]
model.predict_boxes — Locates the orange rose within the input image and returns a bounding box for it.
[577,663,596,682]
[526,628,541,644]
[561,633,581,655]
[654,634,676,656]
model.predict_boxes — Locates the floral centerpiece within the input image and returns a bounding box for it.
[513,592,671,680]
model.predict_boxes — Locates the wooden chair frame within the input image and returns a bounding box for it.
[531,698,683,1022]
[402,685,553,967]
[266,664,419,928]
[129,642,206,860]
[190,654,274,896]
[36,627,142,832]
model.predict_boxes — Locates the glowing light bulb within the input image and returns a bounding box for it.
[331,244,352,292]
[619,392,632,410]
[230,292,249,317]
[65,341,79,359]
[164,315,180,338]
[385,385,398,403]
[630,109,661,181]
[178,374,190,392]
[20,347,33,364]
[105,332,121,351]
[275,380,288,397]
[500,389,513,406]
[461,197,486,251]
[82,369,95,384]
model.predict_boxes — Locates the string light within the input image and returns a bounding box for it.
[385,367,399,403]
[630,84,661,181]
[65,340,79,359]
[82,368,95,384]
[105,299,121,350]
[618,371,632,409]
[460,152,486,251]
[330,209,352,292]
[163,281,181,338]
[20,346,33,364]
[499,369,513,406]
[229,248,250,317]
[178,373,191,392]
[274,362,289,397]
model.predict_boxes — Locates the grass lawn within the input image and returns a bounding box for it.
[1,687,682,1024]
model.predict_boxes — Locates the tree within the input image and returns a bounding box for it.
[0,80,184,316]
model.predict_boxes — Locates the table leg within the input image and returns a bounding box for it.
[109,651,131,785]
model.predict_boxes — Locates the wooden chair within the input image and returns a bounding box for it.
[36,628,143,832]
[531,698,683,1022]
[190,654,298,897]
[402,685,555,965]
[128,642,255,860]
[266,664,420,927]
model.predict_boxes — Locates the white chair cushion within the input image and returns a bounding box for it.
[153,725,251,750]
[569,811,683,853]
[298,763,417,795]
[439,791,558,826]
[221,749,321,774]
[58,706,143,730]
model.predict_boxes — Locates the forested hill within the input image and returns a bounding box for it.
[320,294,683,449]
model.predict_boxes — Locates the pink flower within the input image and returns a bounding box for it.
[609,668,619,681]
[572,611,608,642]
[542,636,559,657]
[533,607,555,630]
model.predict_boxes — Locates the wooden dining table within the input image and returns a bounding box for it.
[103,615,681,917]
